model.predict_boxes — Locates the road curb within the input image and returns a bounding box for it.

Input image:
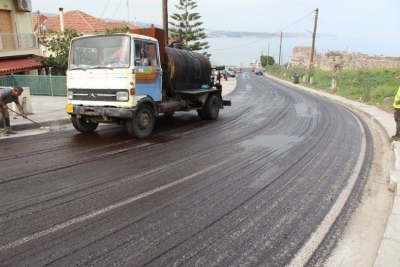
[264,73,400,266]
[12,118,71,131]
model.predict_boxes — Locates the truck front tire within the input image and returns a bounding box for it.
[71,116,99,133]
[126,105,155,139]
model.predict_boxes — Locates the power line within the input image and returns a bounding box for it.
[98,0,111,21]
[110,0,124,21]
[279,10,314,32]
[93,0,123,31]
[207,10,315,52]
[315,17,347,52]
[93,0,111,31]
[283,0,310,13]
[208,37,273,51]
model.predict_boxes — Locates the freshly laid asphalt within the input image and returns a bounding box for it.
[3,75,399,266]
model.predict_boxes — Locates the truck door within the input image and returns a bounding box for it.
[134,40,162,102]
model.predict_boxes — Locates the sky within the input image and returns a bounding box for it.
[31,0,400,65]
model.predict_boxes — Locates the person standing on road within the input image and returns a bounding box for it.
[0,86,27,136]
[389,76,400,142]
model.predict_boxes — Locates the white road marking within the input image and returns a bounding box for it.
[286,113,367,267]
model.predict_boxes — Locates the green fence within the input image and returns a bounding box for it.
[0,75,67,96]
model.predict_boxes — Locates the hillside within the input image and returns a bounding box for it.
[267,67,400,112]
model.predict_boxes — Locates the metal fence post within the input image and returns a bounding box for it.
[49,67,54,96]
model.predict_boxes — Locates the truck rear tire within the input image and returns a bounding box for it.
[71,116,99,133]
[203,94,219,120]
[126,105,155,139]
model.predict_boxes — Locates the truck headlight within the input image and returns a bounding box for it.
[67,91,74,100]
[116,92,129,101]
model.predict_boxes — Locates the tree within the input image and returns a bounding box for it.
[36,29,82,76]
[105,26,128,34]
[260,55,275,67]
[331,59,345,90]
[169,0,211,58]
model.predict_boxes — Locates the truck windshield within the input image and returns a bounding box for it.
[69,35,131,69]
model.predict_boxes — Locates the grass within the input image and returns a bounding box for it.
[265,66,400,112]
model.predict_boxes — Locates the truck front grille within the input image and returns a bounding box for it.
[69,88,127,101]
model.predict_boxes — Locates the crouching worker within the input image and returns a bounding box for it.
[0,86,27,136]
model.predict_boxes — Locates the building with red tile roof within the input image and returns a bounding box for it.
[2,9,142,76]
[0,57,43,75]
[33,10,141,35]
[32,13,48,33]
[0,3,42,76]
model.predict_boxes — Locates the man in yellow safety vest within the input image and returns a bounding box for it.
[389,76,400,142]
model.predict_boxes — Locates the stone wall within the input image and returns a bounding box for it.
[291,46,400,70]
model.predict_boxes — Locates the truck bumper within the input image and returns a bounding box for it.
[67,104,135,120]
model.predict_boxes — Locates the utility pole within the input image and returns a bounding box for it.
[37,11,41,42]
[279,31,282,66]
[162,0,168,45]
[127,0,129,26]
[309,8,318,82]
[37,11,42,57]
[267,42,269,69]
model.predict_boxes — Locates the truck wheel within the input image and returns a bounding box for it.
[203,94,220,120]
[71,116,99,133]
[126,105,154,139]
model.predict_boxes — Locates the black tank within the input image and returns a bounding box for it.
[163,46,211,95]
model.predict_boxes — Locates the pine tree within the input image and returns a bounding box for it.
[169,0,211,58]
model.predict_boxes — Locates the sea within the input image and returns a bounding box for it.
[201,35,400,67]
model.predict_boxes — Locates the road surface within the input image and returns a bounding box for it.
[0,70,390,266]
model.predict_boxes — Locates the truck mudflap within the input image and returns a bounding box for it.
[223,100,232,106]
[72,106,135,120]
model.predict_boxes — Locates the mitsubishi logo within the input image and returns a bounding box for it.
[89,93,96,98]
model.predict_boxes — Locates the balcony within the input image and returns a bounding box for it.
[0,33,39,58]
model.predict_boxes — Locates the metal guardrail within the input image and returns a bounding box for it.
[0,75,67,96]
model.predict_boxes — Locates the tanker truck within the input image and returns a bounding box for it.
[65,27,231,139]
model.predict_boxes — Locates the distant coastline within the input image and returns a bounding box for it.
[205,30,332,39]
[206,31,297,38]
